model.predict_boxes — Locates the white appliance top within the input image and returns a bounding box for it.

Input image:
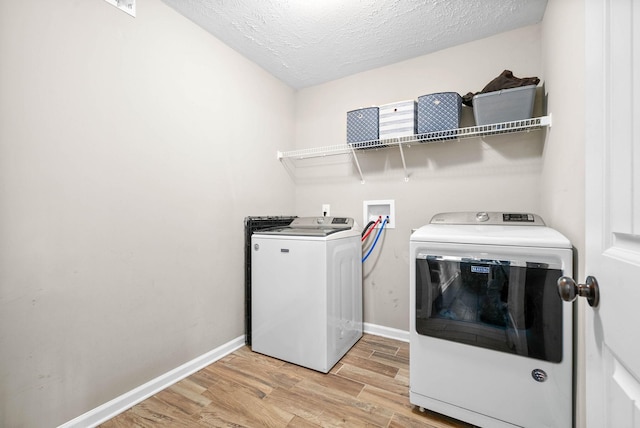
[411,212,571,248]
[254,216,357,237]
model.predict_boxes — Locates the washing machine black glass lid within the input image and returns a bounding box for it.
[257,227,350,237]
[255,217,354,237]
[415,254,564,362]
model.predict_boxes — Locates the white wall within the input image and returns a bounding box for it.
[540,0,585,275]
[294,25,544,330]
[540,0,586,426]
[0,0,295,426]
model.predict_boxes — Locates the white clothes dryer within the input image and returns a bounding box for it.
[409,212,573,428]
[251,216,362,373]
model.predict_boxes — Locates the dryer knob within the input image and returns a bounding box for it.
[476,212,489,222]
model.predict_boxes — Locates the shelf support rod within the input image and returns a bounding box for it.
[397,142,409,182]
[350,146,365,184]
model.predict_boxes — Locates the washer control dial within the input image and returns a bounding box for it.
[476,212,489,222]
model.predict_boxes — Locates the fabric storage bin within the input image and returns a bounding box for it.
[473,85,537,125]
[347,107,379,149]
[417,92,462,137]
[378,100,417,139]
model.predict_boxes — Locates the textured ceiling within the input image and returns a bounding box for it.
[160,0,548,89]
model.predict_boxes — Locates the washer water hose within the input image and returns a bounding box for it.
[362,216,389,263]
[362,220,375,237]
[361,216,381,241]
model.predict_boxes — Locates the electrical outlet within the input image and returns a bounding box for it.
[322,204,330,217]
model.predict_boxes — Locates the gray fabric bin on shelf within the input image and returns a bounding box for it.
[417,92,462,134]
[347,107,380,150]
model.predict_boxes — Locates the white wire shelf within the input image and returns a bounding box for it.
[277,115,552,182]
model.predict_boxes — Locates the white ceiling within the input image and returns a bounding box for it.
[160,0,548,89]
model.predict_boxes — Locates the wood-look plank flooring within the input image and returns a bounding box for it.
[100,334,474,427]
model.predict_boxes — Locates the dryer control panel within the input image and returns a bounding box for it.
[430,212,545,226]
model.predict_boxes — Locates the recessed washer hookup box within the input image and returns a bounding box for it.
[472,85,537,125]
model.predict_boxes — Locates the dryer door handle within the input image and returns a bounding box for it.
[557,276,600,307]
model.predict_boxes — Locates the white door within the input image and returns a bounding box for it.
[584,0,640,426]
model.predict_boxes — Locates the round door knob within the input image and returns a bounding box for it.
[557,275,600,307]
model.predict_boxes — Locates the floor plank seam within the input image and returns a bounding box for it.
[101,335,472,428]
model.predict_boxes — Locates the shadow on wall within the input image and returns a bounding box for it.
[283,131,544,185]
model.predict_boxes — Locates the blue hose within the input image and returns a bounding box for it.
[362,216,388,263]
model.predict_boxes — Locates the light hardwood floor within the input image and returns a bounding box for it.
[100,334,473,427]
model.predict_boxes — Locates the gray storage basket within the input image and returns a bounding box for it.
[417,92,462,140]
[473,85,537,125]
[347,107,380,149]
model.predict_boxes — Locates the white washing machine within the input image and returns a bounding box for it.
[251,216,362,373]
[409,212,573,428]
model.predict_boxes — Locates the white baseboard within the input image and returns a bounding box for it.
[58,323,408,427]
[364,322,410,342]
[57,335,245,428]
